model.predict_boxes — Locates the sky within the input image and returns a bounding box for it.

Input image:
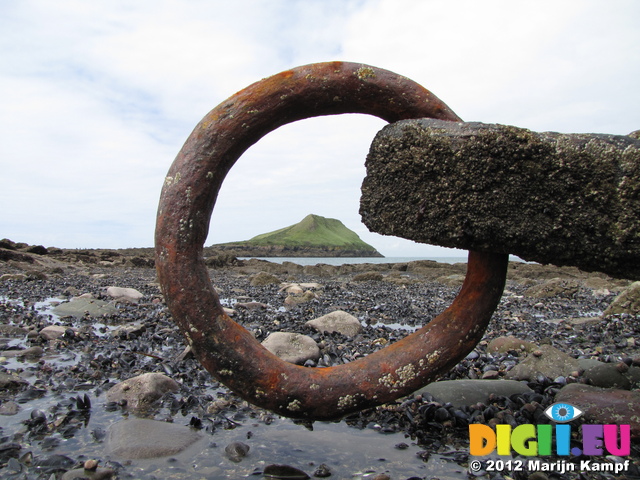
[1,0,639,257]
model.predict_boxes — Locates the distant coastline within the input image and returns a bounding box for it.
[237,256,469,266]
[208,214,383,258]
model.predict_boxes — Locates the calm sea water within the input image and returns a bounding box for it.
[240,255,526,266]
[239,256,469,266]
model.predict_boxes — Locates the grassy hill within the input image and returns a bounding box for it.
[210,214,383,257]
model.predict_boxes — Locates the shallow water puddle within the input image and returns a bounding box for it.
[110,418,468,479]
[0,383,470,479]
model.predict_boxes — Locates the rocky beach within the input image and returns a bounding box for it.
[1,242,639,480]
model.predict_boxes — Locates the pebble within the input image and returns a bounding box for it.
[224,441,250,462]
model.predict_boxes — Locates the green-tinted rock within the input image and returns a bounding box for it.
[52,296,117,318]
[603,281,640,316]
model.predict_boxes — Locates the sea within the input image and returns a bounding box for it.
[239,256,468,266]
[238,255,526,266]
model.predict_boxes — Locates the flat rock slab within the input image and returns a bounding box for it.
[416,379,532,407]
[108,418,203,459]
[52,296,118,318]
[360,119,640,280]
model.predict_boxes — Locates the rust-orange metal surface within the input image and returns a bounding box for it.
[155,62,508,420]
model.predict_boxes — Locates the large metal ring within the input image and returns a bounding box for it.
[155,62,508,420]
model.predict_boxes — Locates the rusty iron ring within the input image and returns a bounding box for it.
[155,62,508,420]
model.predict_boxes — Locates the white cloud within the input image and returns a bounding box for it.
[1,0,638,256]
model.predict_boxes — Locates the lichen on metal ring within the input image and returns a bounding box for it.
[155,61,508,420]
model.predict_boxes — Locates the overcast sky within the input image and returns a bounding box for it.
[1,1,639,257]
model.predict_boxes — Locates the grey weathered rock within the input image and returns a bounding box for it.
[603,281,640,316]
[0,372,28,391]
[0,273,28,282]
[105,372,180,411]
[0,325,28,337]
[108,418,202,459]
[106,286,144,303]
[52,296,118,318]
[415,379,532,407]
[505,344,579,381]
[0,401,20,416]
[261,332,320,364]
[284,290,318,308]
[0,346,43,358]
[352,271,384,282]
[39,325,73,340]
[582,361,640,389]
[250,271,281,286]
[305,310,363,337]
[111,322,146,339]
[523,278,581,299]
[487,336,536,354]
[224,441,250,462]
[360,119,640,279]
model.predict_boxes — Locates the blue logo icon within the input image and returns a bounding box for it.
[544,403,584,423]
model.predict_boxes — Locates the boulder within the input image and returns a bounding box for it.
[360,119,640,279]
[523,278,580,299]
[603,281,640,316]
[250,271,281,286]
[108,418,202,459]
[416,379,533,407]
[305,310,363,337]
[0,372,29,391]
[352,272,384,282]
[261,332,320,365]
[0,401,20,416]
[0,325,29,337]
[284,291,318,308]
[39,325,73,340]
[1,346,43,358]
[106,286,144,303]
[582,362,640,389]
[105,372,180,411]
[505,345,579,381]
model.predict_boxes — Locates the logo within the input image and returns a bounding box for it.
[544,402,583,423]
[469,402,631,457]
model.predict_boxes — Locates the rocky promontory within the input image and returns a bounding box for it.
[209,214,383,257]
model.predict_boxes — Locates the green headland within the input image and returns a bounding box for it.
[208,214,383,257]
